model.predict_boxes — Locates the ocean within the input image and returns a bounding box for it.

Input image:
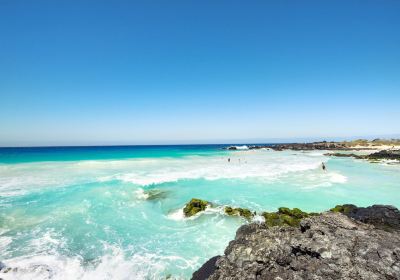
[0,145,399,279]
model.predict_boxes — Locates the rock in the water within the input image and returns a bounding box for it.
[324,152,366,159]
[193,210,400,280]
[144,189,169,201]
[367,150,400,161]
[224,206,254,220]
[331,204,400,231]
[325,150,400,162]
[183,198,210,217]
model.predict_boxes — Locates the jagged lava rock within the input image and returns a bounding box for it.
[331,204,400,231]
[193,211,400,280]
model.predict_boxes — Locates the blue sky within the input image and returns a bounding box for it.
[0,0,399,146]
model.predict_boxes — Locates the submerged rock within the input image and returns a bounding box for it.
[224,206,254,220]
[193,208,400,280]
[183,198,210,217]
[324,152,365,159]
[144,189,169,201]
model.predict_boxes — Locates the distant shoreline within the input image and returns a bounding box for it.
[226,139,400,151]
[2,137,400,149]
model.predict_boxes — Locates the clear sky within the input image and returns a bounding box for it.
[0,0,399,146]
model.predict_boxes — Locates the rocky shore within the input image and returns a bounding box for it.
[226,139,400,162]
[226,139,400,151]
[192,205,400,280]
[325,150,400,162]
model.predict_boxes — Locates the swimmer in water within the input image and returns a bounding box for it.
[322,162,326,171]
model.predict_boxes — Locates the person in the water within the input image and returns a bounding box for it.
[322,162,326,171]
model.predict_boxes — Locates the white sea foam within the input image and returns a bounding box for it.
[234,145,249,150]
[134,188,149,200]
[252,214,265,224]
[298,171,348,189]
[0,236,12,252]
[0,244,187,280]
[329,172,347,184]
[0,150,335,196]
[167,208,185,221]
[167,205,225,221]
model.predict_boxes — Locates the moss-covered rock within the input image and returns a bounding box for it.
[183,198,210,217]
[278,207,309,219]
[330,204,357,214]
[224,206,254,220]
[262,207,313,227]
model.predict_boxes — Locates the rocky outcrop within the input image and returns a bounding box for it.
[324,153,365,159]
[269,142,350,151]
[192,256,221,280]
[331,204,400,232]
[262,207,316,227]
[193,205,400,280]
[325,150,400,162]
[182,199,256,220]
[183,198,210,217]
[368,150,400,161]
[224,140,400,152]
[225,207,254,220]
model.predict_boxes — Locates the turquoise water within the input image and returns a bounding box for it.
[0,145,399,279]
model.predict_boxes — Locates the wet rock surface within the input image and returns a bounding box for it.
[183,198,210,217]
[193,206,400,280]
[225,207,254,220]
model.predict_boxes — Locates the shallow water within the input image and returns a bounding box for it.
[0,145,399,279]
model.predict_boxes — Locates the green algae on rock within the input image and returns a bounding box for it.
[330,204,357,214]
[262,207,312,227]
[224,206,254,220]
[183,198,210,217]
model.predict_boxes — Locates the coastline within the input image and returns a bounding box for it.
[192,205,400,280]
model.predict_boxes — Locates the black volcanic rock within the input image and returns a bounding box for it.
[331,204,400,231]
[192,256,220,280]
[368,150,400,160]
[324,153,366,159]
[192,206,400,280]
[325,150,400,162]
